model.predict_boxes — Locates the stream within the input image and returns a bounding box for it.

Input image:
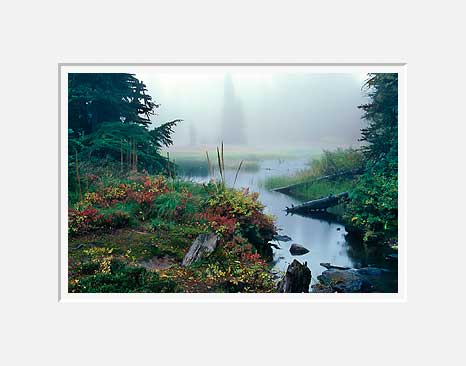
[180,158,397,292]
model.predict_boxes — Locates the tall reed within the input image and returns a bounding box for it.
[205,142,245,189]
[216,146,225,187]
[233,160,244,187]
[206,151,214,181]
[75,149,82,201]
[166,152,172,179]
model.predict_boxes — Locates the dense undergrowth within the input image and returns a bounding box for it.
[68,167,277,293]
[344,150,398,244]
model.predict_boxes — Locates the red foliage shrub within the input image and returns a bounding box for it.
[68,207,131,236]
[68,207,103,236]
[82,176,170,208]
[196,211,238,238]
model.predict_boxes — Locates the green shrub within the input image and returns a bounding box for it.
[345,156,398,243]
[70,260,179,293]
[154,189,197,222]
[79,261,100,275]
[199,187,276,261]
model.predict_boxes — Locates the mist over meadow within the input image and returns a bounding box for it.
[136,71,369,150]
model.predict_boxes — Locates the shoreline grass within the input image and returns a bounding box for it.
[280,178,357,202]
[262,148,363,201]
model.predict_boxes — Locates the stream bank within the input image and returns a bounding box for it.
[179,156,398,293]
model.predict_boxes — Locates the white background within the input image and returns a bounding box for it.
[1,1,465,365]
[59,63,407,303]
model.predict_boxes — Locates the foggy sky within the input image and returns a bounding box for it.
[136,70,369,150]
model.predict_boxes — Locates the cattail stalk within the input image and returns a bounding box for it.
[126,140,130,169]
[167,152,172,179]
[120,138,123,171]
[206,151,214,181]
[221,141,225,181]
[75,149,82,201]
[216,146,223,186]
[132,139,137,171]
[233,160,243,187]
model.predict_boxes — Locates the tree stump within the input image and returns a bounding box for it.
[277,259,312,293]
[182,233,219,266]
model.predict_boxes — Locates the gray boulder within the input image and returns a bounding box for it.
[317,269,370,292]
[182,233,219,266]
[289,243,310,256]
[317,267,392,292]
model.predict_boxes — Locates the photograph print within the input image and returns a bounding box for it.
[64,65,400,295]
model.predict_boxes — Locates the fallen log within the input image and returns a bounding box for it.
[272,168,363,194]
[285,192,348,213]
[320,262,351,270]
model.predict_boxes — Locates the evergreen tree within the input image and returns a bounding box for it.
[346,73,398,243]
[359,73,398,163]
[68,73,181,173]
[221,74,246,145]
[68,73,156,134]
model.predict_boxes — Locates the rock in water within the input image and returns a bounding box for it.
[385,253,398,261]
[273,234,292,242]
[316,267,394,292]
[182,233,219,266]
[277,259,312,293]
[317,269,367,292]
[289,243,310,255]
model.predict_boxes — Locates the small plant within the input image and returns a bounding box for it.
[68,207,103,235]
[70,260,179,293]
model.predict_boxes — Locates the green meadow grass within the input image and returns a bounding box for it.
[284,178,357,202]
[262,148,363,201]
